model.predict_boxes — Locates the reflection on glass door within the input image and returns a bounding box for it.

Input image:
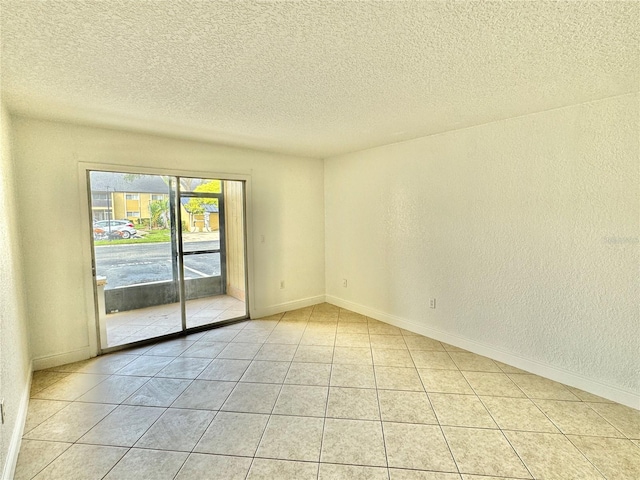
[88,171,248,351]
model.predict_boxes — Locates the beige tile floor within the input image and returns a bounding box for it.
[17,303,640,479]
[105,295,246,347]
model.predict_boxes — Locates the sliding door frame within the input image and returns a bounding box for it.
[78,162,254,357]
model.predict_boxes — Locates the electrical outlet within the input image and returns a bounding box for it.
[0,399,5,424]
[342,279,348,288]
[280,280,285,289]
[429,298,436,309]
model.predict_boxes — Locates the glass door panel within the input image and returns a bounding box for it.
[179,177,233,329]
[89,172,248,351]
[89,171,181,349]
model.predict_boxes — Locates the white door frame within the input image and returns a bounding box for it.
[78,162,254,356]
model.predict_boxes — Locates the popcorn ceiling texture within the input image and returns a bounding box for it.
[325,93,639,397]
[1,1,638,157]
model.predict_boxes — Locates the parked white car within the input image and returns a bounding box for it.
[93,220,137,239]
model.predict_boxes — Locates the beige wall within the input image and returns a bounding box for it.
[224,180,246,301]
[12,117,325,367]
[0,103,31,478]
[325,93,639,407]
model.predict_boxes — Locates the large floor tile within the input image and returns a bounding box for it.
[320,463,389,479]
[327,386,380,420]
[462,372,524,397]
[23,399,70,434]
[115,355,175,376]
[14,440,71,480]
[443,427,531,478]
[134,408,215,451]
[254,343,298,362]
[195,411,269,456]
[30,371,71,397]
[587,402,640,439]
[370,335,407,349]
[273,384,328,417]
[480,396,558,433]
[32,444,127,480]
[375,366,423,391]
[384,422,457,472]
[240,360,290,383]
[232,330,271,343]
[31,373,110,401]
[171,379,235,410]
[180,341,227,358]
[77,375,150,404]
[331,364,376,388]
[103,448,188,480]
[569,435,640,480]
[175,453,252,480]
[336,323,369,334]
[507,374,579,401]
[221,382,281,413]
[321,418,387,467]
[217,342,262,360]
[285,362,332,386]
[430,393,497,428]
[24,402,116,442]
[411,351,458,370]
[332,346,373,365]
[335,333,371,348]
[372,348,414,367]
[246,458,318,479]
[390,470,462,479]
[378,389,437,424]
[78,404,165,446]
[156,356,212,379]
[403,336,445,352]
[448,353,501,372]
[534,399,623,437]
[256,414,324,461]
[504,430,603,479]
[294,345,334,363]
[198,358,251,381]
[419,369,474,394]
[123,377,191,407]
[144,339,195,356]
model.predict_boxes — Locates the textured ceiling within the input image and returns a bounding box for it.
[1,1,638,158]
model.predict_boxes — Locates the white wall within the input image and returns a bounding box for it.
[0,104,31,478]
[325,94,639,406]
[11,117,325,366]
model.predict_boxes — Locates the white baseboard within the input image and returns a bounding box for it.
[32,347,91,371]
[326,295,640,410]
[2,360,33,480]
[251,295,326,319]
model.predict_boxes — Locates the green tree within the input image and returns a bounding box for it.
[149,198,169,229]
[185,180,221,214]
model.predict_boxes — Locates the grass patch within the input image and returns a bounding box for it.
[94,229,171,246]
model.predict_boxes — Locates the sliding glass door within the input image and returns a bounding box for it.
[88,171,247,351]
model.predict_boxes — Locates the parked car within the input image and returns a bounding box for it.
[93,220,137,239]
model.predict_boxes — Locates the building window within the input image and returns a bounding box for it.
[127,211,140,217]
[151,194,164,201]
[125,193,140,200]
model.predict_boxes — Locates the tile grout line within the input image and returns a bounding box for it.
[465,373,536,479]
[314,304,338,480]
[246,310,309,479]
[367,312,391,479]
[412,337,462,477]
